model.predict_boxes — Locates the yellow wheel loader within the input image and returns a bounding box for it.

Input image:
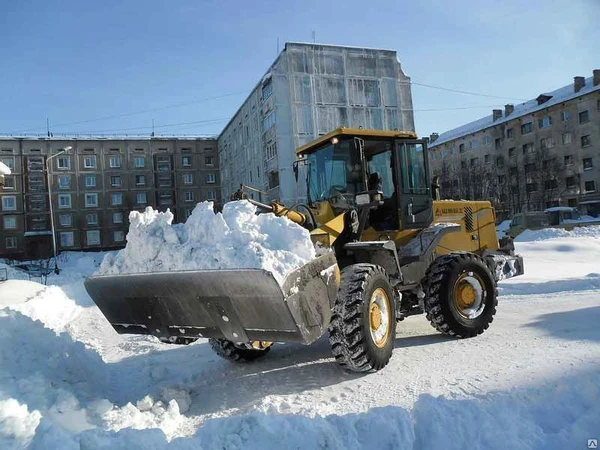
[85,128,524,372]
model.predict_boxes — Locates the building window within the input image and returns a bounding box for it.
[520,122,532,134]
[135,174,146,186]
[184,191,194,202]
[561,111,569,121]
[85,193,98,207]
[262,80,273,101]
[564,155,574,166]
[579,110,589,123]
[522,143,535,154]
[182,156,192,167]
[3,216,16,229]
[459,143,465,153]
[184,208,193,219]
[57,156,70,169]
[263,110,276,132]
[269,170,280,189]
[85,175,96,188]
[495,138,502,149]
[506,128,514,139]
[581,135,591,147]
[59,214,72,227]
[266,141,277,160]
[183,173,193,185]
[83,155,96,168]
[207,190,216,200]
[110,175,121,187]
[111,193,123,206]
[58,175,70,189]
[86,230,100,246]
[538,116,552,128]
[526,183,538,193]
[206,173,216,184]
[134,156,145,168]
[3,176,14,189]
[496,156,504,167]
[482,136,490,145]
[2,196,16,211]
[568,198,577,207]
[508,147,515,158]
[540,138,554,150]
[114,230,125,243]
[6,237,17,249]
[0,157,14,170]
[113,212,123,224]
[509,167,518,176]
[566,176,576,188]
[469,139,478,150]
[136,192,147,204]
[60,231,74,247]
[583,158,593,170]
[461,160,467,169]
[109,156,121,168]
[484,154,491,165]
[498,175,506,184]
[562,133,572,145]
[86,213,98,225]
[58,194,71,209]
[585,180,596,192]
[544,179,558,190]
[525,163,536,173]
[205,156,214,166]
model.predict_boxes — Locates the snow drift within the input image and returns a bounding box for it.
[97,201,316,284]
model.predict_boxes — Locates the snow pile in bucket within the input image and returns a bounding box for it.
[97,201,316,284]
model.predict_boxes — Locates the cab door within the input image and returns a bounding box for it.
[395,140,433,229]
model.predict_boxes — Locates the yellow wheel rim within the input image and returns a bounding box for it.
[453,272,486,319]
[369,288,391,348]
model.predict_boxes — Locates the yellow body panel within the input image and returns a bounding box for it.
[309,199,499,256]
[296,127,417,155]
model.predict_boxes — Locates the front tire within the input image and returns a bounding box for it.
[209,338,270,362]
[424,253,497,338]
[329,264,397,372]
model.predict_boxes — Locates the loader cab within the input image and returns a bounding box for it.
[295,128,433,231]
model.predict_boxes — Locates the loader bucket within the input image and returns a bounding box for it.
[84,253,339,346]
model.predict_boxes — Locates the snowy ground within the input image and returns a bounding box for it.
[1,227,599,449]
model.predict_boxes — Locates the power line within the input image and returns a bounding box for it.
[10,91,248,134]
[404,104,505,112]
[405,81,527,102]
[54,117,230,135]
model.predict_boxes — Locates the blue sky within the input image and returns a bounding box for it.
[1,0,598,138]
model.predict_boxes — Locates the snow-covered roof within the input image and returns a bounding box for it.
[431,75,600,148]
[544,206,576,213]
[0,161,11,175]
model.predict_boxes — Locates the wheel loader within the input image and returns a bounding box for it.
[85,128,524,372]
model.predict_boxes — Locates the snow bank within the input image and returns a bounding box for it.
[0,161,11,175]
[98,201,316,284]
[515,225,600,242]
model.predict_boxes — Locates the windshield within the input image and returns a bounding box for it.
[306,140,361,203]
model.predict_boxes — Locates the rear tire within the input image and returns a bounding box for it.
[424,253,497,338]
[329,264,397,372]
[209,338,270,362]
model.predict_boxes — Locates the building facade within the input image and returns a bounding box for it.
[0,137,220,259]
[429,71,600,221]
[218,42,415,204]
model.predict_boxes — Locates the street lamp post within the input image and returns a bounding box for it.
[46,146,72,274]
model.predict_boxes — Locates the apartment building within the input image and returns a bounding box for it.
[218,42,415,204]
[429,71,600,220]
[0,137,220,259]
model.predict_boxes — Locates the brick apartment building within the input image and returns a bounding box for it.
[0,137,220,259]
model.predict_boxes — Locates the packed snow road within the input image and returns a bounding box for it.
[0,226,599,449]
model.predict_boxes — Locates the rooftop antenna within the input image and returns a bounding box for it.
[151,119,155,137]
[312,30,316,43]
[46,117,50,137]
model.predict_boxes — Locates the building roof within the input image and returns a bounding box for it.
[0,135,217,141]
[430,75,600,148]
